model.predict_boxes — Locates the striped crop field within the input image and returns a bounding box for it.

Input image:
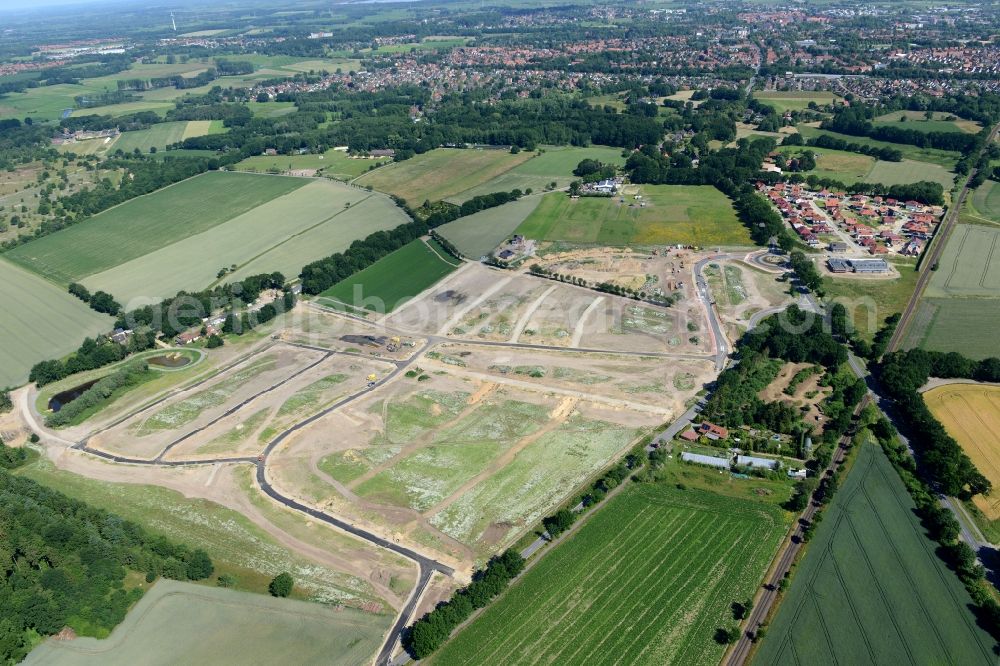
[757,443,996,665]
[433,484,786,666]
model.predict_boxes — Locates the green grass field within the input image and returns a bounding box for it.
[864,158,954,189]
[23,579,389,666]
[780,146,875,183]
[15,459,388,606]
[433,484,786,666]
[904,297,1000,360]
[969,180,1000,224]
[757,443,996,665]
[5,172,307,284]
[926,225,1000,299]
[353,148,534,205]
[318,239,458,313]
[109,120,224,154]
[0,257,113,387]
[235,149,391,180]
[871,111,981,135]
[753,91,839,113]
[446,146,627,202]
[797,126,960,169]
[514,185,750,247]
[83,181,407,302]
[823,259,919,340]
[434,196,542,258]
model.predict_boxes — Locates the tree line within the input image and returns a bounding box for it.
[876,348,996,497]
[821,106,978,153]
[0,450,214,663]
[69,282,121,316]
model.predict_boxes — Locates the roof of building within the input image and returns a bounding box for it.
[680,451,731,469]
[736,454,778,469]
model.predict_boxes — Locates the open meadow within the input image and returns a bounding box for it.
[5,171,307,284]
[905,224,1000,358]
[109,120,225,154]
[236,149,391,179]
[925,384,1000,520]
[756,443,996,665]
[23,580,390,666]
[432,484,787,666]
[872,110,981,134]
[796,125,960,169]
[514,185,750,247]
[0,258,112,388]
[434,196,542,258]
[444,146,627,203]
[353,148,534,205]
[6,172,409,303]
[753,90,839,113]
[969,180,1000,224]
[318,239,460,313]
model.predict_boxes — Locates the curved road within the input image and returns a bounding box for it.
[43,252,741,665]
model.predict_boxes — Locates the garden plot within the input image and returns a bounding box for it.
[418,344,714,412]
[88,344,326,459]
[162,354,396,461]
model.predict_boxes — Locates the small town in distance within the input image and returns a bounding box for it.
[0,0,999,664]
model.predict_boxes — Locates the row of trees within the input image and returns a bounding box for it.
[822,106,978,153]
[876,348,996,496]
[45,361,151,428]
[68,282,121,316]
[415,189,524,227]
[299,222,429,295]
[404,550,525,658]
[29,332,156,388]
[0,457,214,663]
[789,132,903,162]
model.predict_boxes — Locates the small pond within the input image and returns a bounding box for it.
[148,353,193,369]
[48,379,99,413]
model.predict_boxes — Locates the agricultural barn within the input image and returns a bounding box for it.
[681,452,731,469]
[849,258,889,274]
[737,454,778,470]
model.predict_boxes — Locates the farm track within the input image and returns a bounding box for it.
[30,254,738,665]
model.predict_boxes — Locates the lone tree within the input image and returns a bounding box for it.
[269,572,294,597]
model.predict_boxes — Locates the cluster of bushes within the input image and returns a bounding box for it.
[404,550,525,658]
[0,467,214,663]
[29,332,156,388]
[874,422,1000,639]
[118,272,286,338]
[788,251,823,294]
[0,440,30,470]
[573,158,618,182]
[877,348,995,496]
[45,361,151,428]
[68,282,121,315]
[299,221,429,294]
[415,189,523,227]
[0,391,11,414]
[744,305,848,369]
[222,290,295,336]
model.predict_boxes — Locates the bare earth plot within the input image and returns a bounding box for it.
[432,484,786,666]
[0,257,112,388]
[757,443,996,665]
[924,384,1000,520]
[23,580,390,666]
[86,343,334,460]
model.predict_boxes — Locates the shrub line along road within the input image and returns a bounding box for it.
[27,248,742,665]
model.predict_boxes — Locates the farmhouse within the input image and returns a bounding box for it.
[698,421,729,440]
[680,451,731,469]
